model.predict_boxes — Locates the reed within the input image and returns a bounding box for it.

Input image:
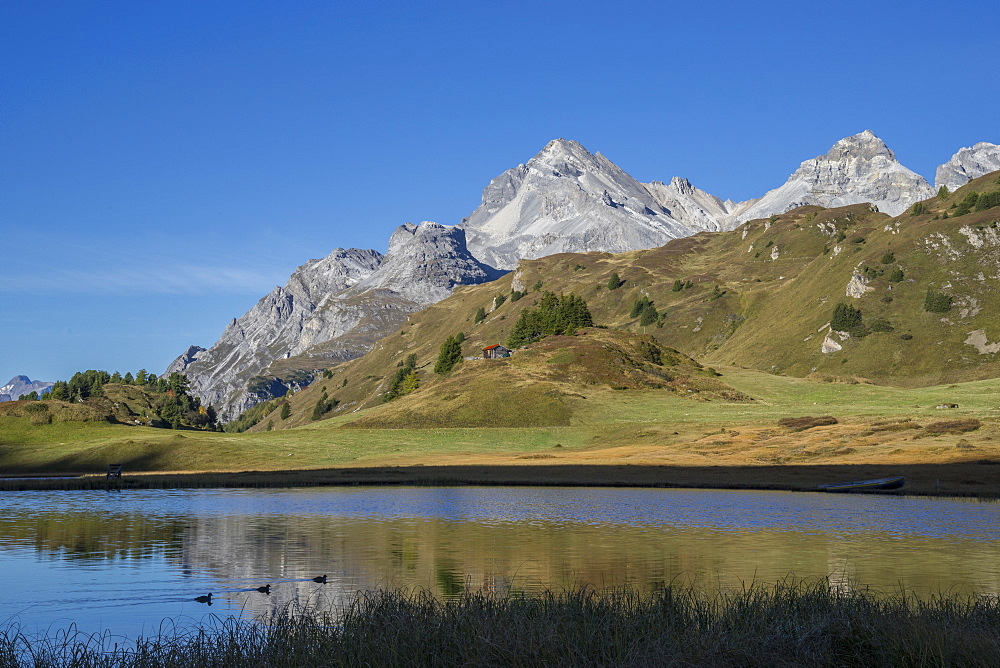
[2,582,999,667]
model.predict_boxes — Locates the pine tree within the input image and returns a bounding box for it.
[435,335,463,374]
[401,371,419,394]
[280,403,292,420]
[639,302,659,326]
[607,272,624,290]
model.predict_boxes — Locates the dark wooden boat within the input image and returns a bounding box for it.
[818,476,905,492]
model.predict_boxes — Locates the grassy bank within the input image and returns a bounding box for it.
[3,462,1000,499]
[3,583,999,667]
[2,366,998,499]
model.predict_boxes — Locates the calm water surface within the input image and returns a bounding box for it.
[2,486,1000,639]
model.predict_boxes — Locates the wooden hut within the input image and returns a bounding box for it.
[482,344,512,359]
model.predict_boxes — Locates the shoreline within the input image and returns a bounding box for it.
[2,462,997,499]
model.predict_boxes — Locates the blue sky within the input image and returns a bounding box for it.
[3,0,998,384]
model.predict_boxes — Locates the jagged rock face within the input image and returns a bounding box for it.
[462,139,698,269]
[351,222,502,304]
[736,130,935,222]
[169,248,384,419]
[644,177,752,232]
[935,142,1000,191]
[170,225,498,420]
[164,346,206,376]
[0,375,53,402]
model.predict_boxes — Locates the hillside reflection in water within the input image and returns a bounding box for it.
[3,486,1000,639]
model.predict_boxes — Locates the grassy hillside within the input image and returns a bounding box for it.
[0,382,197,427]
[232,171,1000,433]
[5,172,1000,490]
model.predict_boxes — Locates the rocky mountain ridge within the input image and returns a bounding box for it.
[168,224,498,420]
[734,130,936,222]
[258,170,1000,431]
[935,142,1000,192]
[171,131,998,421]
[0,375,53,402]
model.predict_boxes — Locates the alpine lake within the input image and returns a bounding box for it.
[3,485,1000,641]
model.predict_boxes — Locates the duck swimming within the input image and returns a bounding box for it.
[312,575,327,584]
[255,584,271,594]
[194,593,213,604]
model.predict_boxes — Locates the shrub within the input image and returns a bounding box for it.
[778,416,838,431]
[831,303,867,337]
[494,294,507,309]
[910,201,925,215]
[925,419,981,434]
[474,307,487,324]
[924,289,952,313]
[880,252,895,264]
[868,318,894,333]
[888,268,904,283]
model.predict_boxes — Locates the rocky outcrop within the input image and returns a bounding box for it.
[351,222,501,304]
[461,139,699,269]
[935,142,1000,192]
[170,225,499,420]
[736,131,935,222]
[644,177,753,232]
[0,375,53,402]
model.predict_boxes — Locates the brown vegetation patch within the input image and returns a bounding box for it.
[777,416,839,431]
[924,419,981,435]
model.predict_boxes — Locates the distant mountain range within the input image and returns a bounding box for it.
[0,376,53,402]
[168,132,1000,420]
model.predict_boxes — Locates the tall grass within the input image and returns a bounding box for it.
[3,582,999,667]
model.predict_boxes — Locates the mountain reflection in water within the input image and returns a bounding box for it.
[2,486,1000,638]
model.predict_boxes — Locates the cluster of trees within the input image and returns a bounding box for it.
[671,279,694,292]
[830,303,893,339]
[831,303,868,338]
[47,369,163,402]
[630,296,661,326]
[38,370,216,430]
[435,333,464,375]
[311,388,340,421]
[383,354,418,402]
[953,190,1000,217]
[924,289,953,313]
[507,293,592,348]
[474,286,536,325]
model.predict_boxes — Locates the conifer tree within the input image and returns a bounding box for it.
[435,335,464,374]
